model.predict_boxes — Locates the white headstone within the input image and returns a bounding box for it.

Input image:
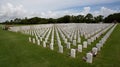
[67,42,71,49]
[59,45,63,53]
[29,37,31,42]
[50,43,54,50]
[33,38,35,44]
[92,47,98,55]
[37,39,40,45]
[71,49,76,58]
[85,35,88,39]
[51,38,54,43]
[74,35,76,40]
[86,53,93,63]
[58,40,61,46]
[77,37,81,43]
[40,37,42,41]
[91,37,94,42]
[35,36,38,40]
[96,43,101,51]
[43,41,46,47]
[70,37,72,41]
[83,41,87,48]
[78,45,82,52]
[64,38,67,44]
[73,40,76,46]
[87,39,91,45]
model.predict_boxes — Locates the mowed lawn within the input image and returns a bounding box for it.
[0,24,120,67]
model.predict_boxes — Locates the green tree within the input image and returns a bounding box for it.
[104,13,120,23]
[85,13,93,23]
[77,15,84,23]
[94,15,103,23]
[57,15,70,23]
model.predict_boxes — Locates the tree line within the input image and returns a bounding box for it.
[2,13,120,24]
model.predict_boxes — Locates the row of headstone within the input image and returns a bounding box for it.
[56,24,112,48]
[85,23,114,48]
[28,23,114,50]
[95,24,116,51]
[9,23,116,63]
[85,24,116,63]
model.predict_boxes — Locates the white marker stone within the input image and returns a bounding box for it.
[50,43,54,50]
[43,41,46,47]
[78,45,82,52]
[73,40,76,46]
[96,43,101,51]
[74,35,76,40]
[67,42,71,49]
[77,37,81,43]
[29,37,31,42]
[70,37,72,41]
[40,37,42,41]
[87,39,91,45]
[99,40,103,47]
[58,40,61,46]
[86,53,93,63]
[91,37,94,42]
[83,41,87,48]
[59,45,63,53]
[37,39,40,45]
[33,38,35,44]
[92,47,98,55]
[64,38,67,44]
[51,38,54,43]
[71,49,76,58]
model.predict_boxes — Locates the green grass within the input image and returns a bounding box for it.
[0,24,120,67]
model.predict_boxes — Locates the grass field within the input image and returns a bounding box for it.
[0,24,120,67]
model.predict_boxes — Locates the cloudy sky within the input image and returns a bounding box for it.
[0,0,120,22]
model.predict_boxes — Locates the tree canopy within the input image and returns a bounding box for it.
[2,13,120,24]
[104,13,120,23]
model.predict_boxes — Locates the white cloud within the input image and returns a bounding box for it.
[0,3,119,22]
[93,7,119,17]
[0,0,119,11]
[78,7,91,15]
[0,3,27,21]
[28,6,120,19]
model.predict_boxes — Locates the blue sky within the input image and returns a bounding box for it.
[61,1,120,11]
[0,0,120,22]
